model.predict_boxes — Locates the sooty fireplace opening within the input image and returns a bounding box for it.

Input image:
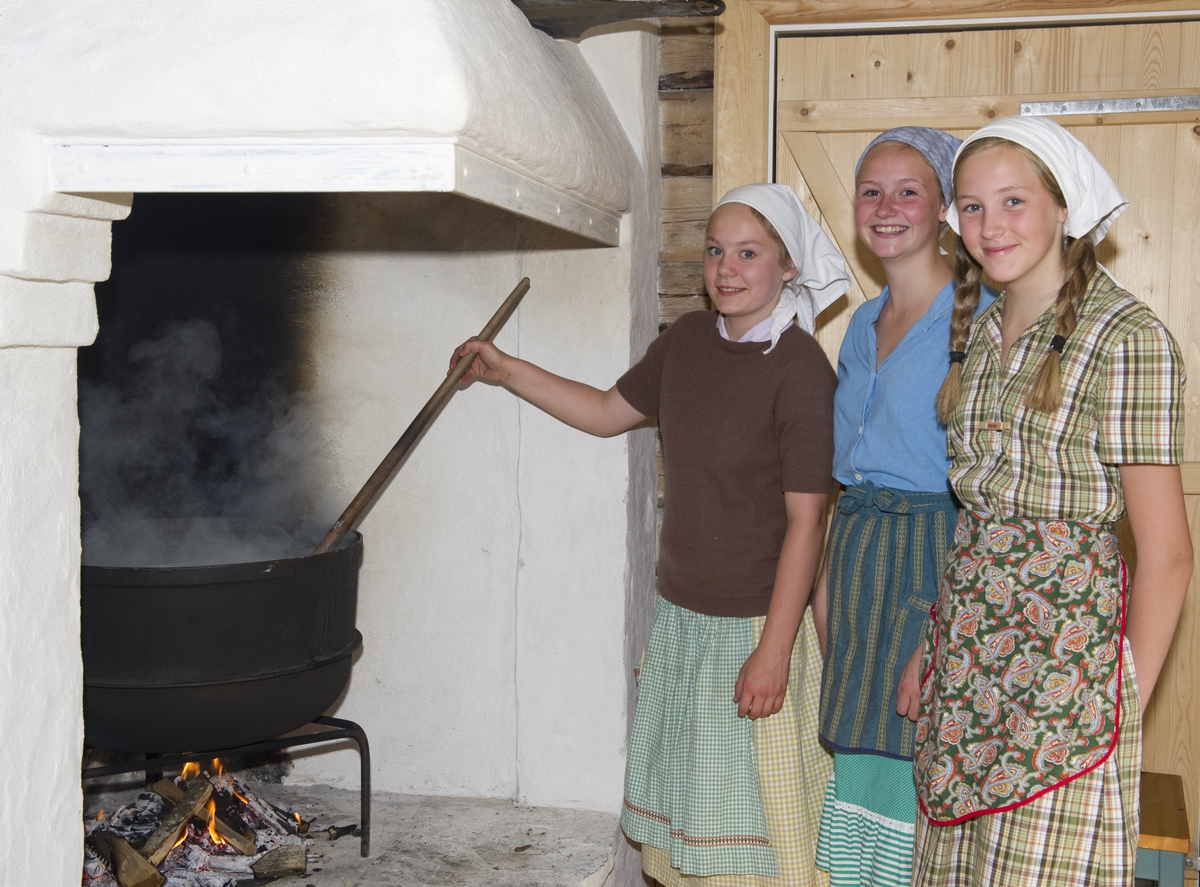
[79,193,331,559]
[78,191,601,566]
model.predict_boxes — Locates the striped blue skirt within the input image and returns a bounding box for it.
[818,482,957,759]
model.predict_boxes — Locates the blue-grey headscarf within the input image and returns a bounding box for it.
[854,126,961,207]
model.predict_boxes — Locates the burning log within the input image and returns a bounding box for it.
[249,844,307,879]
[139,778,212,866]
[149,779,257,857]
[223,774,302,836]
[89,831,165,887]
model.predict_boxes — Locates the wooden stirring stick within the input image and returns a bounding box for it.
[312,278,531,555]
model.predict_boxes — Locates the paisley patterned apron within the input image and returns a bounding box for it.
[914,511,1127,825]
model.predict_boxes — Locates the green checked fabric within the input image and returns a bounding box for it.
[633,606,833,887]
[622,597,777,877]
[948,272,1184,523]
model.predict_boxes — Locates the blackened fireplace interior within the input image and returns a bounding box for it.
[77,192,602,858]
[78,192,377,852]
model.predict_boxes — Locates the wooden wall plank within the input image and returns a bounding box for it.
[1074,26,1130,92]
[1124,22,1181,90]
[658,261,707,296]
[747,0,1200,25]
[661,176,714,223]
[659,292,713,323]
[660,219,707,263]
[661,89,714,129]
[1075,123,1176,318]
[780,95,1014,130]
[713,0,770,197]
[904,30,1012,98]
[1181,21,1200,86]
[659,20,716,83]
[1181,463,1200,496]
[663,121,716,173]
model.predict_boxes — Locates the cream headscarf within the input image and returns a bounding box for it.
[946,116,1128,245]
[713,184,851,353]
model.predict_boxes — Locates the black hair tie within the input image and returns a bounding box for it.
[1049,334,1067,354]
[949,350,967,364]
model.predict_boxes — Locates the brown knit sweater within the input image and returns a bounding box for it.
[617,311,835,618]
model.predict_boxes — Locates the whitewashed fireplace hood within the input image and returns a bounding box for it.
[0,3,659,885]
[5,0,634,283]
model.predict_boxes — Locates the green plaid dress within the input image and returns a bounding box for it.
[912,272,1184,885]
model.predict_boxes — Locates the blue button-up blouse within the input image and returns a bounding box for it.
[832,280,994,492]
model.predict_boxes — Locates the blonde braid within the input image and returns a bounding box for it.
[1025,233,1097,412]
[935,236,984,424]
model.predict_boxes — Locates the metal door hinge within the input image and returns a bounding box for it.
[1022,95,1200,117]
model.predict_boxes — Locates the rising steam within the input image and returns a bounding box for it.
[80,319,335,567]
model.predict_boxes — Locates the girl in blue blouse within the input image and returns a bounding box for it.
[812,128,993,887]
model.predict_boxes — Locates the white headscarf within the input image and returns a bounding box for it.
[946,116,1128,245]
[713,184,851,353]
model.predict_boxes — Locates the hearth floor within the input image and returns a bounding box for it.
[84,780,618,887]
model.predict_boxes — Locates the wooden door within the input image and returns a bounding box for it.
[770,20,1200,843]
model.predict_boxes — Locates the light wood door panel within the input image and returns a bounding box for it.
[776,21,1200,845]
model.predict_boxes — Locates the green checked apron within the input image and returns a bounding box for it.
[621,597,778,877]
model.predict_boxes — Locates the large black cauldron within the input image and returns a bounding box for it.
[81,521,362,753]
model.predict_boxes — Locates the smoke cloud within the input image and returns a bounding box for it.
[80,318,335,567]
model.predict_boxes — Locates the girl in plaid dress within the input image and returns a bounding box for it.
[453,184,850,887]
[904,116,1192,886]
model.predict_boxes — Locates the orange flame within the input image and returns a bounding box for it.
[171,828,188,852]
[211,758,225,778]
[96,810,105,821]
[181,761,201,780]
[206,799,225,846]
[294,812,302,827]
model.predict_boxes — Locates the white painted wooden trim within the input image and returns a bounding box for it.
[45,139,622,246]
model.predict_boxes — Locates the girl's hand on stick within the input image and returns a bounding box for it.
[734,643,789,720]
[451,338,511,385]
[896,647,922,722]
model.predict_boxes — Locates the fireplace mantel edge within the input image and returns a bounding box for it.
[45,139,622,247]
